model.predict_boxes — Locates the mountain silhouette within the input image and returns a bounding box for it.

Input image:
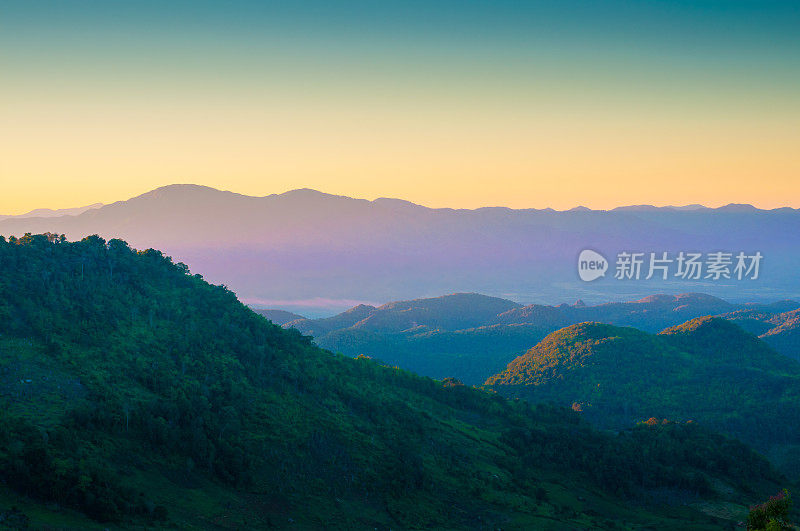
[1,184,798,311]
[0,202,102,221]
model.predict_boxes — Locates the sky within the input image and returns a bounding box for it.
[2,0,799,214]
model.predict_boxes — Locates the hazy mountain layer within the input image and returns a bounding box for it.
[1,184,798,312]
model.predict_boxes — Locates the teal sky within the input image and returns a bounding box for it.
[2,1,799,213]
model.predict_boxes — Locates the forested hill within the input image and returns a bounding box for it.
[486,319,800,478]
[286,292,800,385]
[0,233,786,529]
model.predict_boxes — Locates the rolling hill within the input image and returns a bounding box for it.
[0,233,786,529]
[485,317,800,479]
[288,293,800,385]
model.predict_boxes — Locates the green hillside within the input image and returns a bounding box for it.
[0,234,787,529]
[486,319,800,479]
[719,308,800,361]
[288,293,799,386]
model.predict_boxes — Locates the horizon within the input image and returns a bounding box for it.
[2,182,799,217]
[3,1,799,214]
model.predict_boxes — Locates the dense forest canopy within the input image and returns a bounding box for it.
[486,320,800,480]
[0,233,789,528]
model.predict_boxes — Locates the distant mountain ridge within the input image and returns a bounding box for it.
[252,308,306,325]
[0,202,102,221]
[1,184,799,310]
[287,293,520,337]
[286,292,800,384]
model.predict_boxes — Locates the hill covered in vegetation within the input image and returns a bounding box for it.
[718,308,800,361]
[486,318,800,479]
[0,233,787,529]
[288,293,799,385]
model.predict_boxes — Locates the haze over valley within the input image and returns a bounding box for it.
[2,184,798,316]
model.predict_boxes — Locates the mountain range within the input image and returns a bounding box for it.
[282,292,800,385]
[2,184,799,314]
[0,202,102,222]
[1,234,782,529]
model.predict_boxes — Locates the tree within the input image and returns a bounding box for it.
[747,490,792,530]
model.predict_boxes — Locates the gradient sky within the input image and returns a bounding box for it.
[2,1,799,214]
